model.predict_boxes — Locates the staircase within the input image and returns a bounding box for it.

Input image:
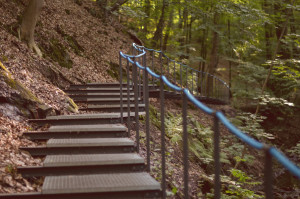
[2,83,161,199]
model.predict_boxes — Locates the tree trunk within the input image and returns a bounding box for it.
[152,0,167,49]
[19,0,44,57]
[162,7,174,51]
[143,0,151,33]
[263,0,273,60]
[206,12,220,97]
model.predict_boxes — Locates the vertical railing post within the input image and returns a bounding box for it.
[133,61,140,153]
[180,64,182,86]
[160,53,163,74]
[174,62,176,84]
[152,51,155,85]
[186,67,188,89]
[126,59,131,137]
[191,71,194,95]
[119,52,123,123]
[143,53,147,104]
[182,91,189,199]
[213,112,221,199]
[145,67,150,172]
[167,60,170,92]
[160,76,166,199]
[264,147,273,199]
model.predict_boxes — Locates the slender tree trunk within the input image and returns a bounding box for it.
[143,0,151,33]
[163,7,174,51]
[152,0,167,49]
[19,0,44,57]
[206,12,220,97]
[263,0,273,60]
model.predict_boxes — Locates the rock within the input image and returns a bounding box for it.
[37,104,55,119]
[65,97,78,113]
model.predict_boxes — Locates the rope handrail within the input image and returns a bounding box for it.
[121,49,300,179]
[133,43,230,89]
[119,46,300,198]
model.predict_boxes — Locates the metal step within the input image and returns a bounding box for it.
[64,88,134,94]
[23,124,128,140]
[42,173,161,195]
[83,97,143,105]
[80,104,145,112]
[68,83,158,90]
[20,138,136,156]
[69,92,134,97]
[18,154,145,177]
[29,112,145,125]
[68,83,128,89]
[46,138,134,147]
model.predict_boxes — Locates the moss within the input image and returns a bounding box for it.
[56,27,84,56]
[67,97,78,111]
[107,61,127,80]
[65,9,71,15]
[0,61,41,103]
[41,38,73,69]
[74,0,83,6]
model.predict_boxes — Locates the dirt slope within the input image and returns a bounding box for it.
[0,0,134,193]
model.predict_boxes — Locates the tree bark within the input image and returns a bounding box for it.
[206,12,220,97]
[19,0,44,57]
[162,7,174,51]
[143,0,151,33]
[152,0,167,49]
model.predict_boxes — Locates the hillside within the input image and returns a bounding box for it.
[0,0,299,198]
[0,0,136,193]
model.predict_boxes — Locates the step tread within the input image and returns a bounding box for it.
[46,112,145,120]
[86,98,141,102]
[42,173,160,194]
[87,104,145,108]
[46,138,134,147]
[69,93,134,96]
[43,153,144,166]
[48,124,126,132]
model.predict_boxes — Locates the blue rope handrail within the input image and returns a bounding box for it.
[120,48,300,180]
[133,43,230,89]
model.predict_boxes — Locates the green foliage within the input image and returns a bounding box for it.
[230,111,274,140]
[224,169,263,199]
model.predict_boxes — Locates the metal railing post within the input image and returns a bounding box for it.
[152,51,155,85]
[133,61,140,153]
[119,53,123,123]
[126,59,131,137]
[143,53,147,104]
[174,62,176,84]
[186,66,188,89]
[180,64,182,87]
[160,77,166,199]
[192,71,194,95]
[213,113,221,199]
[182,92,189,199]
[145,67,150,172]
[264,147,273,199]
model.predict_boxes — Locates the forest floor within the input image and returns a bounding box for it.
[0,0,298,198]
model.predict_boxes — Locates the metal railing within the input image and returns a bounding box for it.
[132,43,231,104]
[119,44,300,199]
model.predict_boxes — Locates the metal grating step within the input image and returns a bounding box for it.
[43,153,144,167]
[47,138,134,147]
[81,104,145,112]
[29,112,145,126]
[46,112,142,120]
[42,173,161,194]
[48,124,127,132]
